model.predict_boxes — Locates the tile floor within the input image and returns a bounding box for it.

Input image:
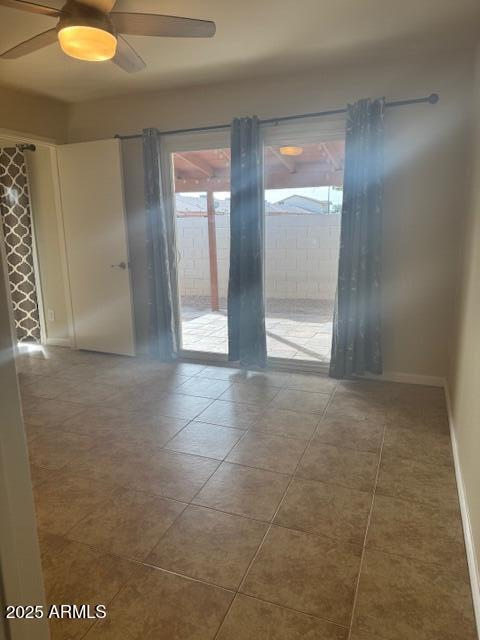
[180,298,334,361]
[16,345,477,640]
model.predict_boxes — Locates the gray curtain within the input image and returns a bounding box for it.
[142,128,179,360]
[329,98,385,379]
[228,116,267,368]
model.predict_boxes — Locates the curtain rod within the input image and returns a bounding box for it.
[114,92,439,141]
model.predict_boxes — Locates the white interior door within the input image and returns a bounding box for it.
[57,139,135,355]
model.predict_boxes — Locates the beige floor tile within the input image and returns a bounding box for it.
[386,407,449,433]
[84,565,234,639]
[148,392,214,420]
[367,494,467,571]
[271,389,330,414]
[21,397,86,427]
[298,442,379,492]
[241,526,361,625]
[29,463,53,489]
[243,370,292,387]
[59,381,121,406]
[121,449,220,502]
[40,532,135,640]
[68,487,185,560]
[17,358,66,377]
[376,454,460,511]
[168,361,208,376]
[217,593,348,639]
[314,415,384,453]
[252,408,319,440]
[326,396,386,422]
[62,406,188,448]
[165,421,244,460]
[382,425,453,466]
[226,432,306,474]
[195,365,246,382]
[34,471,118,535]
[174,376,231,399]
[58,365,108,385]
[196,400,265,429]
[20,376,80,400]
[283,372,337,395]
[148,505,267,589]
[193,462,290,521]
[220,381,281,406]
[27,428,95,471]
[353,549,477,640]
[275,478,372,544]
[139,373,194,393]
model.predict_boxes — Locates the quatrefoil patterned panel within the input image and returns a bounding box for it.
[0,147,41,343]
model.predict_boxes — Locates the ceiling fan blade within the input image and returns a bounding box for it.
[0,28,57,59]
[111,13,216,38]
[111,35,145,73]
[75,0,116,12]
[0,0,61,17]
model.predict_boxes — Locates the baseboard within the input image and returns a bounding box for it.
[364,370,445,387]
[44,337,72,348]
[445,383,480,638]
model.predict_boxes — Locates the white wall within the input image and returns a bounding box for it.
[0,85,67,143]
[0,236,49,640]
[27,146,71,346]
[102,50,472,378]
[447,43,480,628]
[177,213,340,301]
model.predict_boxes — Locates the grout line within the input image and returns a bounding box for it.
[346,413,387,640]
[212,384,338,638]
[31,354,463,638]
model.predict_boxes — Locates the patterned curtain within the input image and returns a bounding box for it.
[0,147,41,343]
[142,129,179,360]
[329,98,385,378]
[228,117,267,368]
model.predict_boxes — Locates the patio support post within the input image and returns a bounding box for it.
[207,190,219,311]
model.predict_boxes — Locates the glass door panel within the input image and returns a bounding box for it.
[263,138,345,363]
[172,148,231,356]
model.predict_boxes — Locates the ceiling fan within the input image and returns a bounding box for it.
[0,0,216,72]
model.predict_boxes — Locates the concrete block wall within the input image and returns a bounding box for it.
[176,213,340,301]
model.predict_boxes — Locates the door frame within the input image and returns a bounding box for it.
[0,130,75,349]
[161,129,231,358]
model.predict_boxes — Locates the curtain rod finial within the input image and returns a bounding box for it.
[428,93,439,104]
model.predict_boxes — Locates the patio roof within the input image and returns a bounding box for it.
[173,141,344,192]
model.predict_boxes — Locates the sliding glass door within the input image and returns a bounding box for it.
[263,120,345,365]
[164,132,231,358]
[164,121,345,367]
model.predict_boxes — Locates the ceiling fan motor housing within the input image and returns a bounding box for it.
[57,0,116,36]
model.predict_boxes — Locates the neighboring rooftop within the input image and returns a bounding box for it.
[175,193,338,216]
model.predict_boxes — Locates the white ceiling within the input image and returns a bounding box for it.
[0,0,479,103]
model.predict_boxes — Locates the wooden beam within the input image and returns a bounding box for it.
[269,147,296,174]
[321,143,339,171]
[176,153,215,178]
[206,191,219,312]
[175,168,342,192]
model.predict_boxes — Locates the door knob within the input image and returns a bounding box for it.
[110,261,127,270]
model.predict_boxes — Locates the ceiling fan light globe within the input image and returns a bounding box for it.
[58,25,117,61]
[279,146,304,156]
